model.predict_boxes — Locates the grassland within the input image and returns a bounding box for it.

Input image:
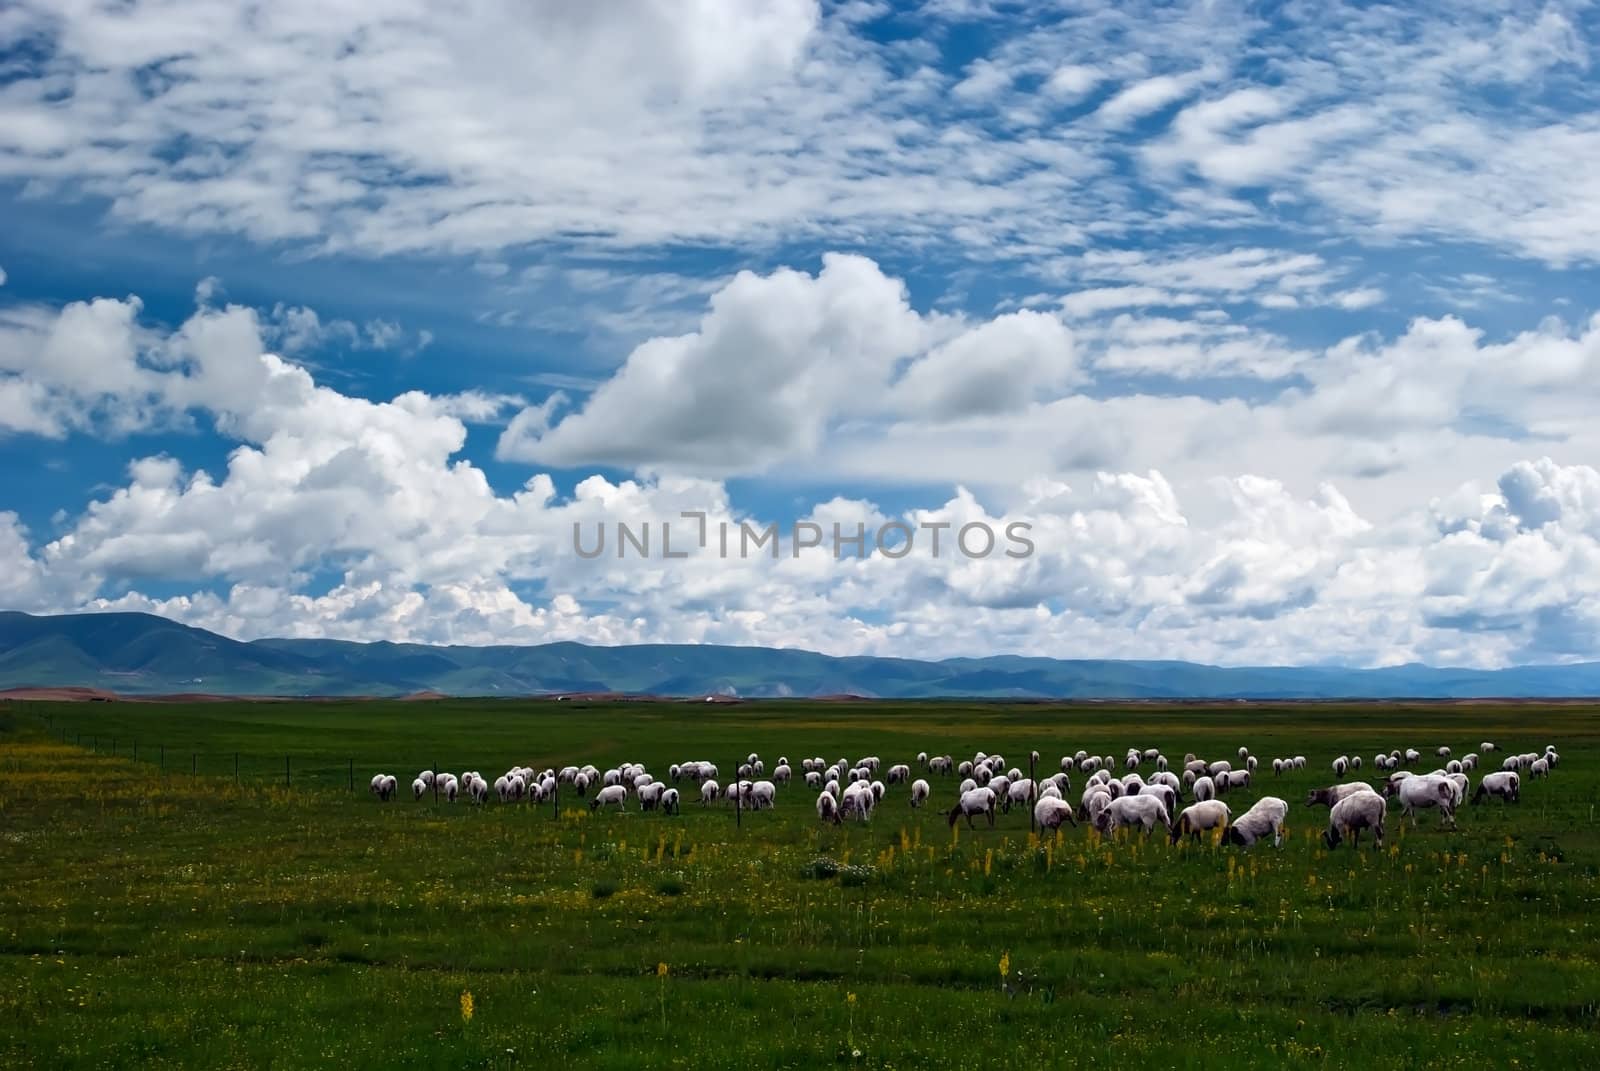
[2,698,1598,1068]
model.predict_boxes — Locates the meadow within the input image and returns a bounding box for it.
[2,697,1598,1069]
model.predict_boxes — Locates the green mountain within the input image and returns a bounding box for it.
[3,610,1600,698]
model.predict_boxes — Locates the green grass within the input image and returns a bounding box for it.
[3,698,1599,1068]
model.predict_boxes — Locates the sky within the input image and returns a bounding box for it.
[3,0,1600,668]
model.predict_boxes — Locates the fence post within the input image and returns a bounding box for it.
[348,758,354,793]
[553,781,560,821]
[1029,752,1037,834]
[735,757,742,829]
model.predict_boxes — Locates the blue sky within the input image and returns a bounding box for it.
[3,0,1600,667]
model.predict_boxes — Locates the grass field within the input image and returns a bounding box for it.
[3,698,1598,1068]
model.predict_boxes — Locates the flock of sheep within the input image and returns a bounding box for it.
[366,740,1561,850]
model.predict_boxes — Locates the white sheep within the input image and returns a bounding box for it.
[1226,796,1288,848]
[1094,794,1171,837]
[1332,756,1349,777]
[1323,790,1386,849]
[1004,778,1036,813]
[1386,774,1457,828]
[659,788,681,815]
[698,779,721,804]
[591,784,629,812]
[1171,800,1230,845]
[948,787,997,829]
[1530,757,1550,779]
[910,779,930,808]
[638,782,665,811]
[816,791,841,824]
[1472,771,1520,805]
[887,764,911,784]
[411,777,427,800]
[1305,781,1374,808]
[1193,775,1216,802]
[1034,796,1077,832]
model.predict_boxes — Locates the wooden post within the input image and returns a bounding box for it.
[734,757,742,829]
[1029,752,1037,834]
[553,781,560,821]
[348,758,354,792]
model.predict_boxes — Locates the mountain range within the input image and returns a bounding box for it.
[2,610,1599,699]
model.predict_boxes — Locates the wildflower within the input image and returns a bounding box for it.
[847,992,857,1005]
[460,990,475,1024]
[998,950,1011,981]
[657,962,669,978]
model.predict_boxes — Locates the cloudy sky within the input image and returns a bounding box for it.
[3,0,1600,667]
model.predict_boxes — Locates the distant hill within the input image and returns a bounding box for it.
[4,609,1600,699]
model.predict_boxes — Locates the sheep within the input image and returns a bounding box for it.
[698,779,721,804]
[442,776,459,803]
[869,780,886,804]
[841,784,875,822]
[1245,756,1258,774]
[1094,794,1171,838]
[1171,800,1230,845]
[1215,769,1250,794]
[1207,760,1232,777]
[369,774,397,801]
[910,779,930,808]
[417,770,435,787]
[773,763,792,785]
[1332,756,1349,777]
[590,785,628,811]
[637,782,665,811]
[1480,741,1496,753]
[659,786,682,813]
[1404,748,1420,763]
[1000,778,1037,814]
[1237,746,1250,760]
[750,780,778,809]
[1349,755,1362,770]
[816,791,841,824]
[1226,796,1289,848]
[1436,746,1451,758]
[1192,775,1216,802]
[411,777,427,800]
[1138,782,1177,814]
[1034,796,1077,832]
[1530,757,1551,779]
[1292,755,1307,770]
[949,787,997,829]
[1472,771,1520,805]
[1305,781,1374,808]
[887,763,911,785]
[1323,790,1386,850]
[1386,774,1457,829]
[1271,758,1286,776]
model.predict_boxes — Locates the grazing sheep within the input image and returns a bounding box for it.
[1094,794,1171,838]
[1436,746,1451,758]
[773,764,792,785]
[638,782,665,811]
[910,779,931,808]
[1215,770,1251,794]
[411,777,427,800]
[1480,742,1496,753]
[1323,790,1386,850]
[949,787,998,829]
[442,777,459,803]
[887,764,911,785]
[816,791,841,824]
[1472,771,1520,805]
[1226,796,1289,848]
[1193,775,1216,802]
[1332,756,1349,777]
[1529,757,1550,779]
[841,784,875,823]
[1004,778,1037,814]
[590,785,628,811]
[1305,781,1375,808]
[1349,755,1362,770]
[698,779,721,804]
[1271,758,1286,776]
[1292,755,1307,770]
[1034,796,1077,832]
[1208,760,1233,777]
[1386,774,1457,828]
[1404,748,1421,764]
[869,780,886,804]
[1138,782,1177,814]
[750,780,778,809]
[1171,800,1231,845]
